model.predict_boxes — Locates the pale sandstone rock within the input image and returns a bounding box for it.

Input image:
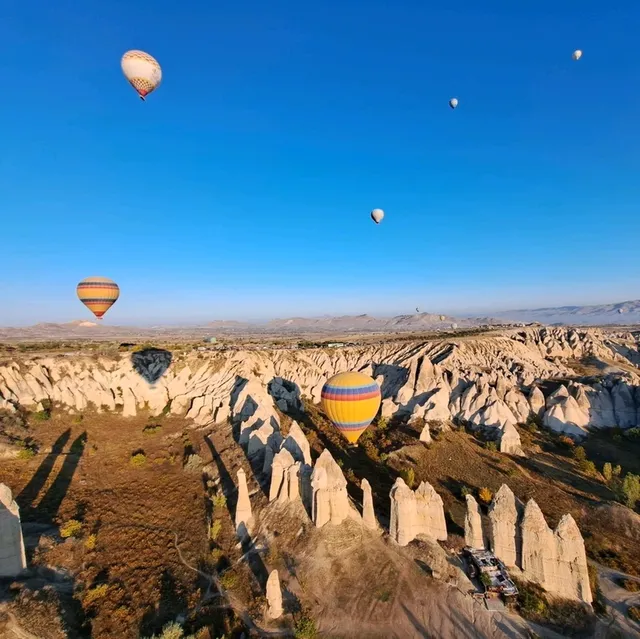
[488,484,520,568]
[311,449,350,528]
[281,421,312,465]
[419,422,432,444]
[389,478,447,546]
[269,449,296,502]
[521,500,559,594]
[361,478,377,530]
[0,484,27,577]
[266,569,283,619]
[464,494,485,549]
[234,469,253,534]
[554,514,592,603]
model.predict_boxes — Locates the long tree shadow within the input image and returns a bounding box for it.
[18,430,71,516]
[203,436,270,592]
[138,569,189,637]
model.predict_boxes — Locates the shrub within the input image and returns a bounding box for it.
[84,534,97,550]
[480,572,492,587]
[625,427,640,441]
[558,435,575,449]
[613,464,622,478]
[573,446,587,462]
[130,452,147,467]
[578,460,597,476]
[83,584,109,606]
[211,493,227,509]
[31,409,51,422]
[619,578,640,592]
[377,417,389,432]
[603,462,613,482]
[400,467,416,489]
[461,485,472,498]
[72,414,84,424]
[209,520,222,541]
[218,569,238,590]
[294,610,318,639]
[484,441,498,452]
[60,519,83,538]
[143,424,161,435]
[628,606,640,623]
[210,548,224,564]
[621,473,640,509]
[17,444,36,460]
[478,487,493,504]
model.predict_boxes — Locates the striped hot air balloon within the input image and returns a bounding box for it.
[76,277,120,319]
[321,372,381,444]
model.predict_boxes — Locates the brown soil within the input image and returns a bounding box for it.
[0,410,244,639]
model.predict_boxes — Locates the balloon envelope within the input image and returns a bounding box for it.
[371,208,384,224]
[77,277,120,319]
[449,98,458,109]
[572,50,582,61]
[121,50,162,99]
[321,372,381,444]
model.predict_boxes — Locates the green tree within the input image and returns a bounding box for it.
[621,473,640,509]
[573,446,587,462]
[603,462,613,482]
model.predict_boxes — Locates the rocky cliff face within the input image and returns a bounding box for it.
[2,329,639,453]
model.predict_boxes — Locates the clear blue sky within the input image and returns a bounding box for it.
[2,0,640,325]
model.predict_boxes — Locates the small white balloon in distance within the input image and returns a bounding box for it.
[572,49,582,61]
[370,208,384,224]
[449,98,458,109]
[121,50,162,101]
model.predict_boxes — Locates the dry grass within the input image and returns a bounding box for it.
[0,411,245,638]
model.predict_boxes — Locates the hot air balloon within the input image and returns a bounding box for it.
[439,315,445,321]
[449,98,458,109]
[77,277,120,319]
[321,372,381,444]
[416,307,420,313]
[572,50,582,61]
[371,208,384,224]
[121,50,162,101]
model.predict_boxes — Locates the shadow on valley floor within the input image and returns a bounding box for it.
[204,434,269,594]
[18,429,87,555]
[131,348,173,385]
[138,569,189,638]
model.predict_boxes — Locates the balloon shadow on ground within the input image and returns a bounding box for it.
[131,348,173,385]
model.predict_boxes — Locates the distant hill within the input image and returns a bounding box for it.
[492,300,640,326]
[2,301,639,341]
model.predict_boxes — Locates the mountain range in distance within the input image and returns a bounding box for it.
[1,300,639,341]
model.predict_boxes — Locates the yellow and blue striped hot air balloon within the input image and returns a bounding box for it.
[76,276,120,319]
[321,371,382,444]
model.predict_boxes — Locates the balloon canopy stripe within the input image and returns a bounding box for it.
[321,389,380,401]
[325,419,376,429]
[322,383,379,395]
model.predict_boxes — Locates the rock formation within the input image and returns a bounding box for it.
[487,486,592,604]
[361,478,377,530]
[389,478,447,546]
[265,569,283,619]
[235,469,253,534]
[269,449,296,502]
[2,328,640,453]
[521,500,558,591]
[0,483,27,577]
[488,484,520,568]
[281,421,312,465]
[310,450,350,528]
[464,494,485,549]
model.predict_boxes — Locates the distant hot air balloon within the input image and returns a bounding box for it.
[77,277,120,319]
[449,98,459,109]
[416,307,420,313]
[572,50,582,61]
[121,50,162,101]
[439,315,445,321]
[321,372,381,444]
[371,208,384,224]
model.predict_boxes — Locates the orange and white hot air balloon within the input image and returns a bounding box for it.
[121,50,162,101]
[76,277,120,319]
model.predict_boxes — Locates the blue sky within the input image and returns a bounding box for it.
[2,0,640,325]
